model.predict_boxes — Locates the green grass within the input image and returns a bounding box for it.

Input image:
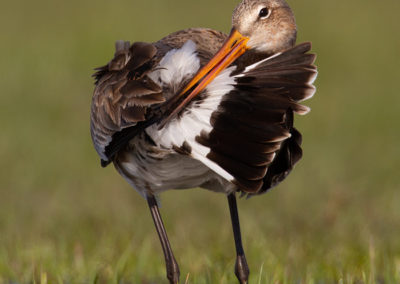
[1,0,400,283]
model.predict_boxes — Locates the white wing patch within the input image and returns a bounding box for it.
[146,41,237,182]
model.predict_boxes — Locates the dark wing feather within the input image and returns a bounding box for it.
[90,41,164,166]
[197,42,317,194]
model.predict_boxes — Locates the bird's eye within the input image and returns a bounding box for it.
[258,8,270,19]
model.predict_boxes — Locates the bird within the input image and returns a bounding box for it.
[90,0,317,283]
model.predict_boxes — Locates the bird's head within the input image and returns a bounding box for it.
[232,0,297,54]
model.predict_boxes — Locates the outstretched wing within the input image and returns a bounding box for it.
[90,41,165,166]
[196,43,317,194]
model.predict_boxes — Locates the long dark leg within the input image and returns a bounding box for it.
[147,194,180,284]
[228,193,250,284]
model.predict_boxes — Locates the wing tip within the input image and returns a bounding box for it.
[101,159,111,168]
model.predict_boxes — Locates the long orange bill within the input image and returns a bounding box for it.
[160,29,250,127]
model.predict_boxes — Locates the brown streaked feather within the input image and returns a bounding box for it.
[197,43,316,194]
[210,112,291,142]
[91,29,230,166]
[196,130,282,155]
[126,42,158,71]
[155,28,227,66]
[119,80,162,101]
[90,41,162,164]
[257,43,315,67]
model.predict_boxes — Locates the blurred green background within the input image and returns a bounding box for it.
[1,0,399,283]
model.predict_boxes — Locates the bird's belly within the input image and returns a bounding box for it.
[114,135,235,197]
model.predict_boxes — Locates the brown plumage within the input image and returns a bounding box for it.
[90,0,317,283]
[91,29,228,166]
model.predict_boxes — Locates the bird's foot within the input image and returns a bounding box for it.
[166,256,180,284]
[235,254,249,284]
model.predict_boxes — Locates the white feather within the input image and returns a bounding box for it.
[148,40,200,93]
[236,52,282,76]
[146,42,238,183]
